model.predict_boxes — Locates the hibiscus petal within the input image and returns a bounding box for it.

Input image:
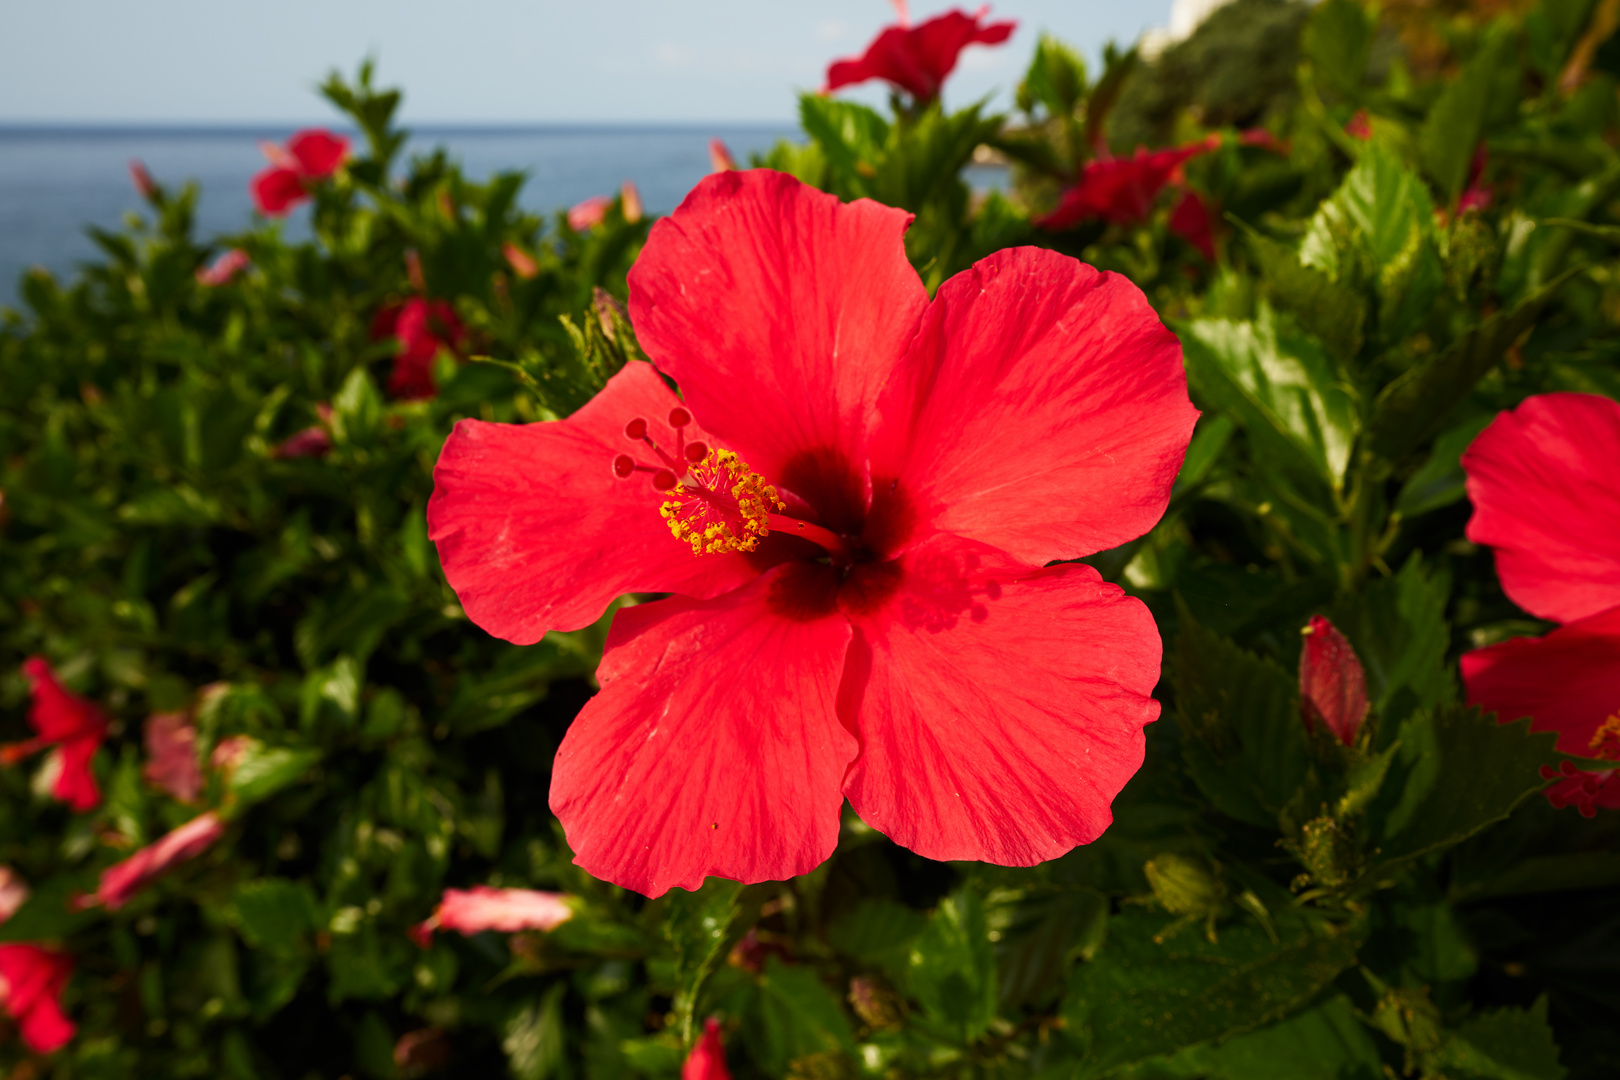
[1462,392,1620,623]
[1461,604,1620,759]
[837,536,1162,865]
[628,170,928,532]
[285,128,349,178]
[429,361,802,644]
[250,166,307,217]
[549,563,855,896]
[867,247,1197,564]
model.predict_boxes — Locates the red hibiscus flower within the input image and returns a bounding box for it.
[80,812,224,911]
[1459,392,1620,815]
[682,1018,732,1080]
[143,712,201,803]
[428,169,1197,895]
[824,6,1017,104]
[1037,136,1221,231]
[4,658,107,812]
[0,944,75,1054]
[1167,189,1218,261]
[250,128,350,217]
[410,886,574,947]
[196,248,250,287]
[372,298,467,401]
[1299,616,1368,747]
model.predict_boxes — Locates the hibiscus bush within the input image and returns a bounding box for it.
[3,2,1620,1077]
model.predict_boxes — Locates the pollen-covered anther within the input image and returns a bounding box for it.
[660,448,785,556]
[1590,712,1620,761]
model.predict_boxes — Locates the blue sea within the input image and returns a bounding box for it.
[0,124,812,307]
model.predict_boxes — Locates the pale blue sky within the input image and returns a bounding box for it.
[0,0,1173,123]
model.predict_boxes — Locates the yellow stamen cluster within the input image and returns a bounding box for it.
[660,449,784,556]
[1589,712,1620,761]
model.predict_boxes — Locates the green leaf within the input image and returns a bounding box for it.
[1126,995,1383,1079]
[1419,34,1500,201]
[1180,304,1359,492]
[503,984,567,1080]
[1432,998,1567,1080]
[1365,707,1558,881]
[1302,0,1372,100]
[1173,603,1311,830]
[0,873,102,944]
[226,743,322,809]
[1369,264,1583,460]
[990,887,1109,1009]
[229,878,321,954]
[661,880,767,1044]
[1242,229,1366,362]
[1394,414,1494,518]
[798,94,890,191]
[1019,33,1088,118]
[826,896,928,980]
[1302,142,1436,278]
[329,366,383,447]
[906,890,998,1043]
[744,955,857,1077]
[1328,554,1455,723]
[1062,909,1361,1077]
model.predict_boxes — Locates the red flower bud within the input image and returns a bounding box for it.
[682,1018,732,1080]
[1299,616,1368,746]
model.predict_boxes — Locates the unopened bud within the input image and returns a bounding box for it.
[405,249,426,294]
[620,180,643,223]
[502,242,539,280]
[1299,616,1368,746]
[709,138,738,173]
[593,287,630,342]
[129,159,157,201]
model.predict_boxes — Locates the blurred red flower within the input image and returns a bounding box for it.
[1167,189,1217,261]
[1298,616,1368,746]
[824,6,1016,104]
[682,1018,732,1080]
[0,944,75,1054]
[3,658,107,812]
[129,159,157,201]
[143,712,201,803]
[372,298,467,401]
[1459,392,1620,814]
[251,128,350,217]
[410,886,574,947]
[80,812,224,911]
[1037,136,1220,231]
[196,248,250,286]
[1346,110,1373,140]
[429,169,1196,895]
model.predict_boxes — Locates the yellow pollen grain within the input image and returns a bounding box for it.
[659,448,784,557]
[1589,712,1620,760]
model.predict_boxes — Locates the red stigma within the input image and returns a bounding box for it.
[625,418,648,440]
[668,407,691,428]
[685,441,709,463]
[612,454,636,479]
[652,469,677,490]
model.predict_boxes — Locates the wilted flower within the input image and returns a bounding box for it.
[4,658,107,812]
[618,182,644,226]
[682,1018,732,1080]
[372,298,467,401]
[196,247,251,286]
[1037,136,1220,231]
[251,128,349,217]
[0,945,75,1053]
[429,169,1195,895]
[80,812,225,911]
[502,241,540,280]
[128,159,157,201]
[410,886,574,946]
[1299,615,1369,747]
[824,6,1017,104]
[1459,393,1620,812]
[708,138,738,173]
[568,194,612,232]
[143,712,202,803]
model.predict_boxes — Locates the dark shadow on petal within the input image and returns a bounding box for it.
[778,446,868,536]
[765,561,842,622]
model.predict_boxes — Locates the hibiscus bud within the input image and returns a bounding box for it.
[394,1027,452,1072]
[568,195,611,233]
[621,180,644,223]
[129,159,157,201]
[81,812,225,911]
[210,734,255,775]
[405,249,427,294]
[196,248,250,287]
[272,425,334,461]
[890,0,911,25]
[848,975,903,1030]
[1299,616,1368,746]
[143,712,202,803]
[593,287,630,342]
[410,886,574,947]
[0,866,30,925]
[1287,815,1356,890]
[682,1018,732,1080]
[1346,110,1373,141]
[708,138,738,173]
[502,242,539,280]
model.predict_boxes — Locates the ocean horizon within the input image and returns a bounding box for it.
[1,122,808,307]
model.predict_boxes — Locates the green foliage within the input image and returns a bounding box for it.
[4,0,1620,1074]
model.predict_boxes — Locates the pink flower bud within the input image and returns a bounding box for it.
[143,712,202,803]
[0,867,30,926]
[708,138,738,173]
[82,812,225,911]
[196,248,250,286]
[129,159,156,201]
[272,425,334,460]
[1299,616,1368,746]
[621,180,644,224]
[568,195,611,233]
[410,886,574,947]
